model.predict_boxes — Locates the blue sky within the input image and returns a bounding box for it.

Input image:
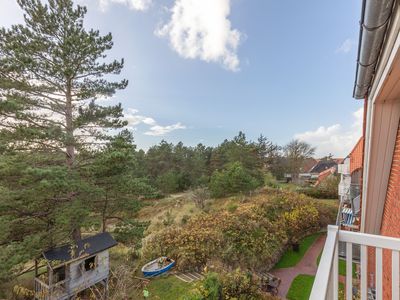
[1,0,363,157]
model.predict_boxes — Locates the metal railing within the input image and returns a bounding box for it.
[310,225,400,300]
[339,183,361,201]
[338,164,350,175]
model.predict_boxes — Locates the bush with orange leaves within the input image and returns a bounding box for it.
[142,190,330,272]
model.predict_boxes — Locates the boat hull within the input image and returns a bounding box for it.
[142,257,175,277]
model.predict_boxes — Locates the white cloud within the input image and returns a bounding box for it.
[0,0,23,27]
[145,122,186,136]
[98,0,152,11]
[294,108,363,157]
[155,0,241,71]
[336,38,356,54]
[124,108,185,136]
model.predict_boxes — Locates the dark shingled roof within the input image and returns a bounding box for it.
[309,160,338,174]
[42,232,117,262]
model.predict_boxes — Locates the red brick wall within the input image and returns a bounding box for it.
[379,122,400,299]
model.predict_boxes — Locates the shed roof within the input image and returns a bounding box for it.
[42,232,117,262]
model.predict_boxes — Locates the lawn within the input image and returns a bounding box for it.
[145,275,194,300]
[287,274,344,300]
[286,274,315,300]
[274,232,322,269]
[317,251,357,278]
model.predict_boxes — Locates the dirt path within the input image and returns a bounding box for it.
[270,234,326,299]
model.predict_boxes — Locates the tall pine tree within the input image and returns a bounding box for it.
[0,0,127,242]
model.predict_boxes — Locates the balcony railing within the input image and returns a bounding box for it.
[34,277,69,300]
[338,164,350,175]
[339,183,361,201]
[310,225,400,300]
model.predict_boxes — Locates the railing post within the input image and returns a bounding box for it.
[333,240,338,300]
[310,225,339,300]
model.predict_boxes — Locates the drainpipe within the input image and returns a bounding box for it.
[353,0,395,99]
[359,98,368,232]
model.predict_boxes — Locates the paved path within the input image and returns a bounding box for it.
[270,234,326,299]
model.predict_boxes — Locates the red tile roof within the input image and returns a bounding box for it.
[350,137,364,174]
[314,167,336,186]
[301,158,318,173]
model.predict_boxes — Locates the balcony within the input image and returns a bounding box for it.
[310,225,400,300]
[34,277,70,300]
[339,183,361,202]
[338,164,350,175]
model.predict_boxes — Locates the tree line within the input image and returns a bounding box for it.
[0,0,316,281]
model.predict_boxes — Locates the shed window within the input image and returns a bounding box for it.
[53,266,66,282]
[84,256,96,271]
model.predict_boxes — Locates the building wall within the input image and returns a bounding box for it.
[350,138,364,174]
[379,121,400,300]
[68,250,109,294]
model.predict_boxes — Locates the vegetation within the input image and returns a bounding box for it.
[0,0,341,298]
[274,232,322,269]
[283,140,316,181]
[142,190,330,272]
[185,270,271,300]
[209,162,263,198]
[286,274,315,300]
[298,175,340,199]
[146,276,194,300]
[0,0,132,280]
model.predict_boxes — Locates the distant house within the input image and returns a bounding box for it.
[285,157,340,185]
[313,167,336,187]
[309,158,341,181]
[34,232,117,300]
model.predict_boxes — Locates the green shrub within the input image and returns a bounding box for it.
[113,220,149,247]
[142,190,323,272]
[264,172,279,188]
[314,201,338,228]
[221,268,260,299]
[186,270,263,300]
[181,215,190,225]
[298,187,335,199]
[298,175,340,199]
[202,273,222,299]
[209,162,262,198]
[162,210,174,227]
[226,202,238,213]
[156,171,182,194]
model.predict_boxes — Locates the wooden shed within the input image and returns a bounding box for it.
[34,232,117,300]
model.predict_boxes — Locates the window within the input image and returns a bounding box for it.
[83,256,96,271]
[53,265,66,283]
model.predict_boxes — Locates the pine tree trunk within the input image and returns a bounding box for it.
[65,81,75,169]
[102,192,108,233]
[66,80,81,241]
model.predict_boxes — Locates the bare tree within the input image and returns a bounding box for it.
[190,187,210,210]
[283,140,316,181]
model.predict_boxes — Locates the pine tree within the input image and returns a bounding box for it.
[0,0,127,241]
[89,130,156,232]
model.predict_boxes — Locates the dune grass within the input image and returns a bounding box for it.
[274,232,322,269]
